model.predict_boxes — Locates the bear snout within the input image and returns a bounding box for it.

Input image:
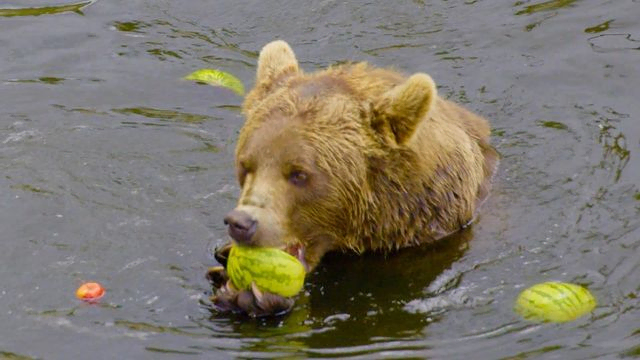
[224,210,257,245]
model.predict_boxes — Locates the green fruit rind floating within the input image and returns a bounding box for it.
[183,69,245,96]
[514,282,597,323]
[227,245,306,297]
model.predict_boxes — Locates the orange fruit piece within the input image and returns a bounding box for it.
[76,282,105,301]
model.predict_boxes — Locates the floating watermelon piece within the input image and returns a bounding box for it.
[184,69,244,96]
[514,281,596,322]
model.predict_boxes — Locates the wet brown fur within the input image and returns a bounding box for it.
[232,40,498,270]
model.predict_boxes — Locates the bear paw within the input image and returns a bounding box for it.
[210,280,295,318]
[206,248,296,318]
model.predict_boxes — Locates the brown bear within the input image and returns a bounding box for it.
[208,40,498,317]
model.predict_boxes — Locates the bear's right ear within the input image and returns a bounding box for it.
[255,40,300,87]
[374,73,436,145]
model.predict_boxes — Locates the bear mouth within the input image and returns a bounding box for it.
[285,243,309,272]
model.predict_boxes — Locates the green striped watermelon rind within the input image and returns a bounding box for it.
[514,281,597,323]
[227,245,306,297]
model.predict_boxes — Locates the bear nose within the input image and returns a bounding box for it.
[224,210,257,245]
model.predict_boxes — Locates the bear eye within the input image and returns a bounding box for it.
[288,170,308,187]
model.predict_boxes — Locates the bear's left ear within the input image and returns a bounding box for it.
[375,73,436,145]
[255,40,300,87]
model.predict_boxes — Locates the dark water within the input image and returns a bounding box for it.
[1,0,639,359]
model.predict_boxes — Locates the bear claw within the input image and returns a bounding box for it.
[213,242,233,267]
[206,266,228,288]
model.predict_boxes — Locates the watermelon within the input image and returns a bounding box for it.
[227,245,306,297]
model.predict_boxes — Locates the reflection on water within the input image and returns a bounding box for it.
[0,0,94,17]
[10,183,56,195]
[514,0,580,31]
[202,229,473,357]
[112,21,149,33]
[537,120,568,130]
[0,350,35,360]
[575,104,632,182]
[514,0,577,15]
[584,20,614,34]
[588,33,640,52]
[112,107,214,124]
[5,77,66,84]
